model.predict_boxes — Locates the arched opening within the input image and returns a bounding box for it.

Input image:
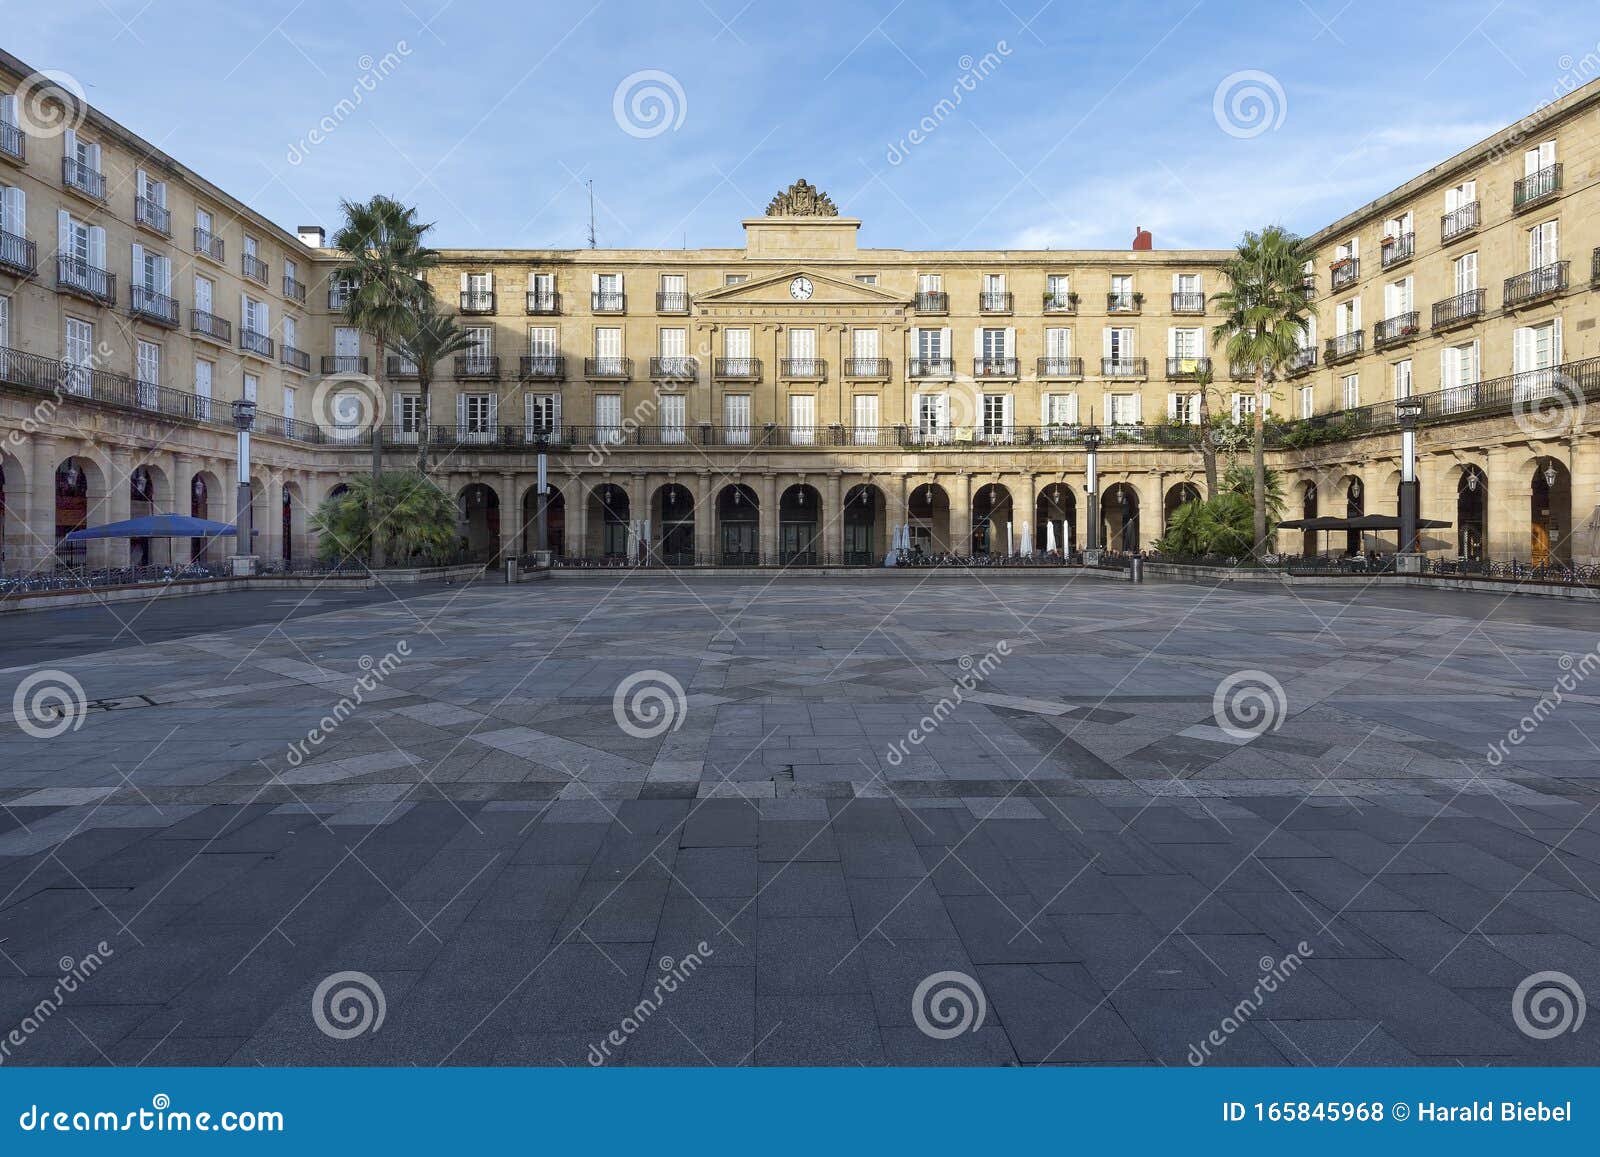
[1163,482,1202,534]
[0,457,11,571]
[54,457,96,569]
[843,483,883,565]
[458,482,501,563]
[1531,459,1572,566]
[971,483,1014,555]
[1344,477,1364,557]
[281,480,310,562]
[717,483,759,565]
[1456,466,1487,562]
[907,481,950,555]
[779,483,821,564]
[1101,483,1140,552]
[590,483,630,561]
[522,485,566,557]
[1300,480,1319,558]
[129,466,156,566]
[1035,483,1075,556]
[654,483,695,565]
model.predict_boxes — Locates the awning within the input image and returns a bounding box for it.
[1277,514,1452,533]
[63,514,253,541]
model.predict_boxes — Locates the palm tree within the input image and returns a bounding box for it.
[1190,363,1220,500]
[391,297,480,473]
[329,196,439,566]
[1210,226,1317,554]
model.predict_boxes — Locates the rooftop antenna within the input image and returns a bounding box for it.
[586,180,597,249]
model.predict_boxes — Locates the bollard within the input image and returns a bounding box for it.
[505,558,518,585]
[1130,557,1144,584]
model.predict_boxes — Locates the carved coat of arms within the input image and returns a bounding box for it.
[765,179,838,217]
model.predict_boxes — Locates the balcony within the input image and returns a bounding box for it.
[62,157,105,201]
[843,357,891,378]
[240,329,274,359]
[1287,347,1318,376]
[1441,201,1479,243]
[914,290,948,313]
[194,227,224,263]
[1325,332,1364,364]
[1106,292,1140,314]
[1300,274,1317,296]
[591,291,625,312]
[908,357,953,379]
[656,291,690,313]
[713,357,760,381]
[386,356,420,379]
[281,345,311,373]
[1036,356,1083,379]
[973,357,1017,378]
[0,121,23,163]
[1229,361,1253,381]
[283,274,307,304]
[1330,258,1360,291]
[242,253,269,286]
[1043,293,1076,314]
[1593,247,1600,287]
[1504,261,1569,309]
[1380,232,1414,269]
[190,310,231,344]
[526,290,561,314]
[1101,357,1147,377]
[0,229,36,276]
[520,355,565,380]
[1432,289,1485,332]
[460,290,495,314]
[1513,164,1562,212]
[585,356,632,379]
[56,256,116,305]
[1373,311,1420,350]
[322,355,369,375]
[979,291,1013,313]
[1171,292,1205,315]
[649,356,698,381]
[454,354,500,379]
[779,357,826,380]
[130,285,179,327]
[1166,356,1211,380]
[134,196,171,237]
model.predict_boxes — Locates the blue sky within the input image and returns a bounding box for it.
[13,0,1597,250]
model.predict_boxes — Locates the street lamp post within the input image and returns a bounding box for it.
[1395,396,1425,573]
[231,398,258,576]
[1081,424,1103,564]
[534,433,549,556]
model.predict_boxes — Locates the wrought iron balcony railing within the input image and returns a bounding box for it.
[242,253,269,285]
[843,357,891,378]
[591,291,625,312]
[520,354,565,380]
[1504,261,1569,308]
[0,121,23,163]
[1325,332,1364,363]
[56,255,115,304]
[1101,357,1147,377]
[281,345,311,372]
[283,274,307,304]
[914,291,948,313]
[713,357,760,380]
[328,285,352,310]
[322,355,368,374]
[194,227,225,263]
[1373,311,1420,349]
[1441,201,1479,243]
[780,357,826,379]
[130,285,179,327]
[1036,356,1084,378]
[1043,293,1076,313]
[1432,289,1485,331]
[1166,356,1211,380]
[656,291,690,313]
[908,357,953,378]
[0,228,36,276]
[526,290,561,314]
[1593,247,1600,288]
[1171,292,1205,314]
[240,329,274,359]
[1380,232,1414,268]
[585,356,632,378]
[979,291,1013,313]
[1287,346,1318,376]
[1513,163,1562,211]
[62,157,105,200]
[190,309,231,343]
[973,357,1017,377]
[460,290,495,314]
[134,196,171,236]
[1106,293,1139,313]
[454,354,500,379]
[386,356,419,378]
[649,356,697,380]
[1330,259,1360,291]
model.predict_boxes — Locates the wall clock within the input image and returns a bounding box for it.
[789,276,814,301]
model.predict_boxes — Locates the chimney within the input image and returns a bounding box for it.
[1132,225,1153,251]
[298,225,325,248]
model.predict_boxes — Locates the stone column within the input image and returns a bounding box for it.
[694,471,715,564]
[101,446,132,569]
[500,471,518,560]
[1569,434,1600,565]
[759,472,777,564]
[825,471,842,565]
[948,471,971,555]
[27,435,57,571]
[1018,471,1037,555]
[1486,446,1520,562]
[570,473,590,559]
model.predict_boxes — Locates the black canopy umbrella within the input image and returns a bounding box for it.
[1276,515,1355,560]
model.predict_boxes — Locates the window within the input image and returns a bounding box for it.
[723,327,752,375]
[528,325,558,373]
[594,272,623,309]
[1299,385,1314,418]
[594,326,623,375]
[1105,326,1135,371]
[283,386,296,423]
[723,273,747,285]
[660,393,686,443]
[1046,274,1070,303]
[1445,179,1476,212]
[981,393,1013,440]
[1042,392,1078,436]
[135,170,168,232]
[1110,274,1133,309]
[1108,393,1139,426]
[1529,220,1559,269]
[397,393,425,435]
[1384,276,1413,318]
[1524,139,1557,175]
[63,317,93,395]
[1045,327,1072,361]
[1232,392,1257,422]
[1454,252,1478,294]
[915,392,949,441]
[787,327,818,373]
[981,273,1007,309]
[851,328,879,362]
[1392,359,1413,399]
[1336,237,1358,262]
[854,274,877,285]
[723,393,751,443]
[658,327,688,371]
[1383,211,1413,239]
[1514,319,1563,381]
[0,183,24,249]
[460,393,496,442]
[1168,392,1198,424]
[1169,327,1202,370]
[136,340,160,408]
[242,373,258,402]
[659,273,687,309]
[1336,298,1360,334]
[464,325,493,372]
[1440,341,1480,412]
[852,393,879,444]
[529,272,557,309]
[1174,273,1200,295]
[979,327,1007,372]
[194,359,213,420]
[1342,373,1359,409]
[788,394,815,444]
[525,393,559,438]
[464,271,492,310]
[916,328,945,360]
[919,273,942,292]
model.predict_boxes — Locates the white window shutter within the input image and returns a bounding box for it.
[1190,392,1201,421]
[456,393,466,430]
[1166,328,1177,357]
[88,142,100,169]
[57,209,70,250]
[88,225,105,268]
[1132,394,1142,424]
[552,393,561,429]
[240,292,248,330]
[160,255,172,294]
[1003,393,1014,430]
[486,394,498,428]
[485,270,494,291]
[527,270,536,291]
[971,326,981,361]
[1004,327,1015,360]
[63,128,75,161]
[940,327,950,358]
[1553,318,1563,363]
[459,272,468,293]
[1166,392,1177,420]
[1440,347,1454,391]
[591,272,601,293]
[131,242,143,284]
[1513,327,1531,374]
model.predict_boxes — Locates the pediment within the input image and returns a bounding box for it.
[695,268,905,308]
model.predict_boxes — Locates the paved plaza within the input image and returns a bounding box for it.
[1,574,1598,1066]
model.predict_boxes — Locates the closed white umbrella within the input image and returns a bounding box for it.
[1021,519,1031,556]
[1047,521,1057,553]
